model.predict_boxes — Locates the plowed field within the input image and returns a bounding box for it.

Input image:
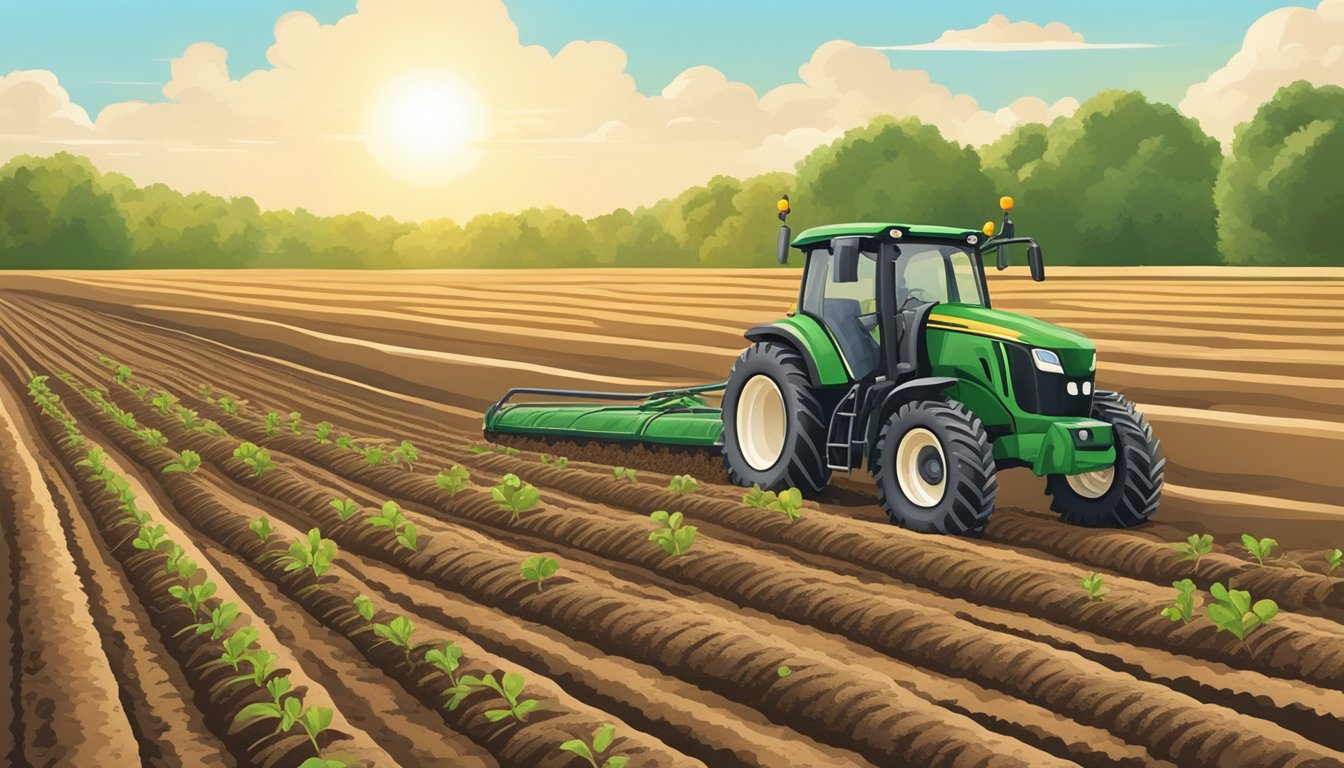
[1,267,1341,768]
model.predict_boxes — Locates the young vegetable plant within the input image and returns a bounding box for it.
[162,449,202,474]
[151,391,179,416]
[743,484,777,509]
[187,601,239,641]
[1241,534,1277,565]
[250,516,273,544]
[233,442,277,476]
[559,723,628,768]
[263,411,281,437]
[425,641,464,687]
[436,465,470,496]
[288,411,303,436]
[215,626,261,671]
[649,511,697,557]
[197,419,229,438]
[772,488,805,522]
[539,454,569,469]
[1080,572,1107,602]
[667,474,699,494]
[169,580,217,619]
[175,406,203,431]
[1160,579,1202,624]
[335,435,355,450]
[492,474,540,524]
[132,524,171,554]
[372,615,417,661]
[352,595,376,635]
[363,447,387,467]
[277,528,338,590]
[392,440,419,469]
[136,427,167,447]
[236,696,335,760]
[115,364,133,385]
[520,555,559,592]
[1206,582,1278,642]
[1172,533,1214,566]
[1328,549,1343,574]
[197,384,213,400]
[314,422,333,444]
[445,671,538,723]
[330,497,358,521]
[613,466,637,483]
[216,396,242,417]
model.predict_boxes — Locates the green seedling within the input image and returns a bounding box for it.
[445,671,538,722]
[216,626,261,671]
[468,444,488,454]
[436,465,470,496]
[133,384,149,401]
[560,723,628,768]
[151,391,179,416]
[372,615,417,661]
[277,528,338,589]
[667,474,699,494]
[492,473,540,523]
[329,497,358,521]
[175,406,202,431]
[198,419,228,438]
[287,411,302,436]
[335,435,355,450]
[393,440,419,468]
[424,641,463,687]
[1173,533,1213,566]
[363,447,387,467]
[216,396,242,417]
[115,364,133,384]
[238,695,334,758]
[1080,572,1107,601]
[520,555,559,592]
[352,595,376,634]
[743,484,778,509]
[264,412,281,437]
[197,384,213,400]
[314,422,332,444]
[133,524,170,553]
[233,442,276,476]
[1160,578,1202,624]
[163,542,185,572]
[250,516,273,544]
[396,522,418,552]
[772,488,805,522]
[368,500,406,530]
[777,665,792,678]
[1206,582,1278,642]
[189,601,239,641]
[539,454,570,469]
[162,449,202,474]
[1328,549,1343,573]
[169,580,217,619]
[297,758,347,768]
[613,466,637,483]
[226,649,277,690]
[76,447,110,479]
[649,511,697,557]
[492,445,521,456]
[1241,534,1277,565]
[164,544,197,580]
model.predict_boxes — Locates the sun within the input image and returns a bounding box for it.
[364,70,486,186]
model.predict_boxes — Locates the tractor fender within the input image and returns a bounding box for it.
[864,376,958,467]
[744,317,850,388]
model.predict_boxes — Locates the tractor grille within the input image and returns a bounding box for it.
[1005,345,1093,417]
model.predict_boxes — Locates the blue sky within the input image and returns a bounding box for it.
[0,0,1303,115]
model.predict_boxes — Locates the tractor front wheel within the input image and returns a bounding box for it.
[1045,391,1164,527]
[871,399,997,536]
[722,342,831,494]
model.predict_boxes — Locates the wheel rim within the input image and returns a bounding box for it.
[737,374,786,471]
[895,428,946,507]
[1066,466,1115,499]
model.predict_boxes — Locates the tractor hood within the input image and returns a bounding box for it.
[927,304,1095,375]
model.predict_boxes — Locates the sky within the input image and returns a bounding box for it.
[0,1,1336,220]
[0,0,1299,113]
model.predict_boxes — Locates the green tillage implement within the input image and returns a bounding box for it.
[484,384,728,448]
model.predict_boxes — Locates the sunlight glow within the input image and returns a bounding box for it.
[364,70,486,186]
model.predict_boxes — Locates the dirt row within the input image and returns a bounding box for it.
[28,305,1344,763]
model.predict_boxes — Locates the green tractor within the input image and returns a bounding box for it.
[484,196,1163,536]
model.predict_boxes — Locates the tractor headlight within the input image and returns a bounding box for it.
[1032,348,1065,375]
[1090,352,1097,372]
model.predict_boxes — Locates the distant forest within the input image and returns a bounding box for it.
[1,84,1340,269]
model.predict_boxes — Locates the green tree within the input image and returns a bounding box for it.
[0,153,132,268]
[992,91,1222,266]
[1216,81,1344,266]
[794,117,995,230]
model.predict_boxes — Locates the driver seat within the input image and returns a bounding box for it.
[822,298,879,379]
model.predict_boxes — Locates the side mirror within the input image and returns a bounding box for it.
[1028,242,1045,282]
[777,225,791,264]
[833,237,860,282]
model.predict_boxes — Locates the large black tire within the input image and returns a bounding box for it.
[1045,391,1164,527]
[871,399,997,536]
[721,342,831,494]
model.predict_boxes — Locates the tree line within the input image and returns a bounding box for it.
[1,83,1339,269]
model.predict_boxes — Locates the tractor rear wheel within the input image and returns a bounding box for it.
[871,398,997,536]
[1045,391,1164,527]
[722,342,831,494]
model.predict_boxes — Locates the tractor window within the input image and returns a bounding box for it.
[949,250,986,306]
[800,243,880,378]
[897,245,986,307]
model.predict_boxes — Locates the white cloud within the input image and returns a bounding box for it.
[0,0,1078,219]
[875,14,1157,52]
[1180,0,1344,143]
